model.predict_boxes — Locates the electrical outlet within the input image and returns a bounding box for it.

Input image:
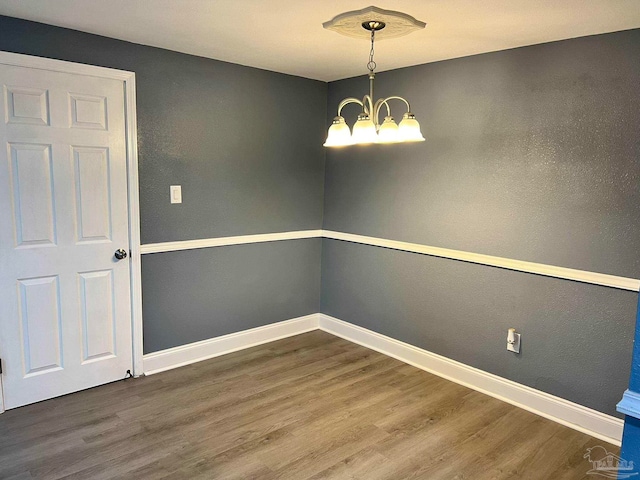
[170,185,182,204]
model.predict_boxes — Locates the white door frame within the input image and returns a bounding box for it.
[0,51,143,412]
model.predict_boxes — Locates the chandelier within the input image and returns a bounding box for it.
[323,7,426,147]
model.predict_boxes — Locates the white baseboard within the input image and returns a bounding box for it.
[317,314,624,446]
[142,314,319,375]
[142,312,623,445]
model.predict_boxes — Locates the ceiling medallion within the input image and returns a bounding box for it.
[323,6,426,40]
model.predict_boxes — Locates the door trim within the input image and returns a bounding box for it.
[0,52,144,408]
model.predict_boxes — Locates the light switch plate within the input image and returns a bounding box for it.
[170,185,182,204]
[507,332,521,353]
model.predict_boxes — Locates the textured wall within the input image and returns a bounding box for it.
[322,29,640,416]
[0,15,326,353]
[321,239,636,416]
[325,29,640,278]
[142,239,321,353]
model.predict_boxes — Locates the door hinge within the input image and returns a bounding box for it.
[0,358,3,374]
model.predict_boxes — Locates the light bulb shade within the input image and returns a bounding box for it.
[351,114,378,144]
[377,116,400,143]
[398,112,425,142]
[323,116,353,147]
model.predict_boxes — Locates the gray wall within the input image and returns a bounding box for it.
[321,239,637,416]
[322,29,640,417]
[142,239,321,352]
[325,29,640,278]
[0,15,326,353]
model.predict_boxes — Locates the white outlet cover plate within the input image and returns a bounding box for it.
[507,332,521,353]
[170,185,182,204]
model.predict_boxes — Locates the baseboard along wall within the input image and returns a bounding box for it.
[142,314,319,375]
[142,313,624,446]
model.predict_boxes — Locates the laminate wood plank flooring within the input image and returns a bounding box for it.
[0,330,620,479]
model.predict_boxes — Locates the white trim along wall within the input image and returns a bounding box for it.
[142,313,625,446]
[141,230,640,292]
[141,230,324,254]
[143,314,320,375]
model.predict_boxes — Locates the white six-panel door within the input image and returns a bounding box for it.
[0,63,133,409]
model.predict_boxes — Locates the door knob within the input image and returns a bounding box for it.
[114,248,128,260]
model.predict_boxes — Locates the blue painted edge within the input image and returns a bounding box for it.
[617,389,640,419]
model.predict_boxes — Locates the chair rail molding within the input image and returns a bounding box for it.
[140,230,324,254]
[141,230,639,292]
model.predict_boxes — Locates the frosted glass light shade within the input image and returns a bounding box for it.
[398,112,425,142]
[377,116,400,143]
[352,114,378,144]
[323,116,353,147]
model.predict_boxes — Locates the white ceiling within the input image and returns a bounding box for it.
[0,1,639,81]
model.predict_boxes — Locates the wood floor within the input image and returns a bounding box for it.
[0,331,619,479]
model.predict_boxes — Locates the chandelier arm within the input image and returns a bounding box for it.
[337,97,364,116]
[362,95,375,116]
[373,99,391,126]
[382,96,412,112]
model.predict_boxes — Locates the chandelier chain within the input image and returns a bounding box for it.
[366,29,376,73]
